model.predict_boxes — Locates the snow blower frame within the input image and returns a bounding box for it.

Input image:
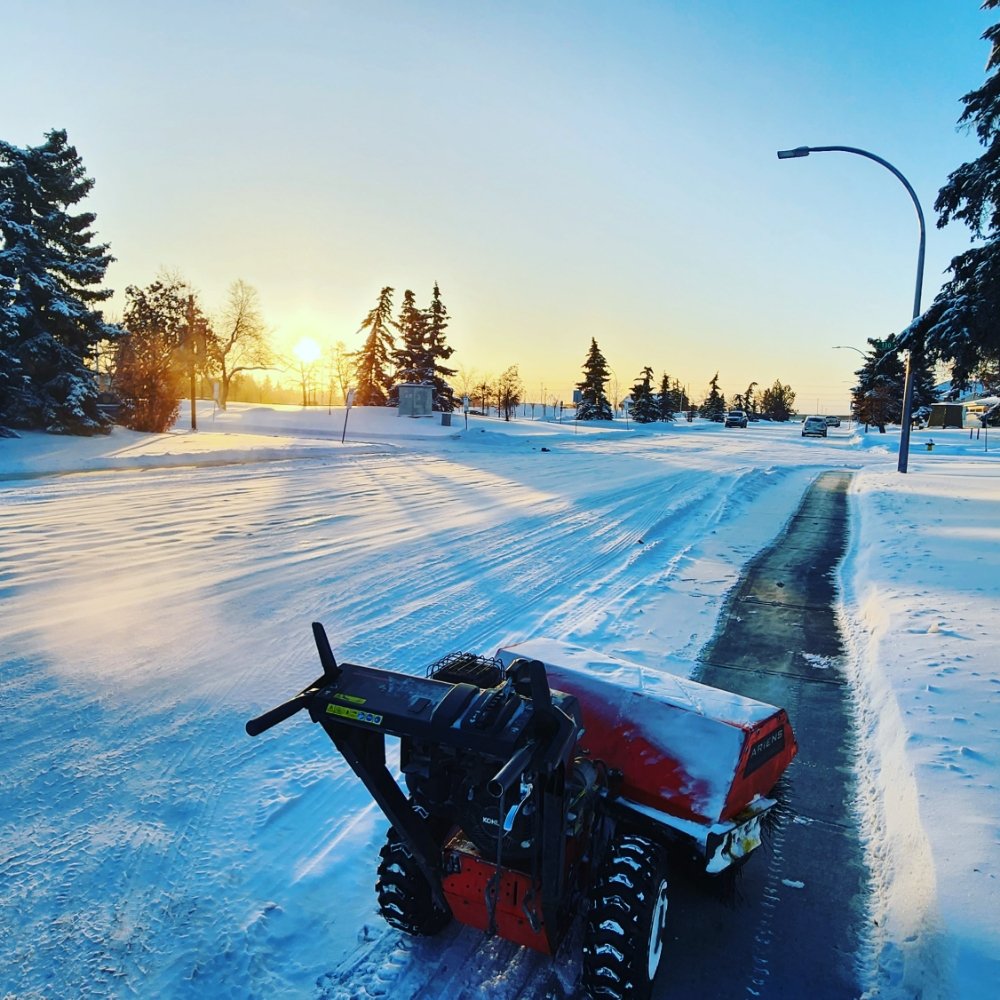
[247,625,797,1000]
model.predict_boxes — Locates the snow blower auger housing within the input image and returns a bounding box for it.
[246,626,798,1000]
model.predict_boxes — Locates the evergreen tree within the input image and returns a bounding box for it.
[910,352,940,418]
[388,289,428,406]
[575,338,613,420]
[700,372,726,421]
[425,281,456,411]
[743,381,758,417]
[673,379,690,414]
[658,372,676,422]
[631,366,658,423]
[760,379,796,422]
[497,365,522,421]
[973,357,1000,395]
[847,334,938,431]
[905,4,1000,387]
[0,129,121,434]
[354,286,396,406]
[0,266,22,433]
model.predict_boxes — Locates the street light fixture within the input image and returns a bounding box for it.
[777,144,926,473]
[834,345,872,427]
[776,146,810,160]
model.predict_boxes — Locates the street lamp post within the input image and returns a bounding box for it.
[777,145,926,473]
[833,345,865,427]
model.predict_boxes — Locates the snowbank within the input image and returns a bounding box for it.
[840,460,1000,998]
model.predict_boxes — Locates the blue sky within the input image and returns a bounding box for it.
[3,1,993,410]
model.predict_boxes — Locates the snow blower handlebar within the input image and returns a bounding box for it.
[245,693,315,737]
[245,622,343,737]
[244,629,590,950]
[487,740,537,799]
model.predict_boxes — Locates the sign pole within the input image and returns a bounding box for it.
[341,388,356,443]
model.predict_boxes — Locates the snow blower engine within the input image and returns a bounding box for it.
[246,625,797,1000]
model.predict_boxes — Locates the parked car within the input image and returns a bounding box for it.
[801,415,828,438]
[824,415,841,427]
[724,409,748,428]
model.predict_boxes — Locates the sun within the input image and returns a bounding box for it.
[293,337,321,364]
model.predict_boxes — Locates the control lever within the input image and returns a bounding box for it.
[503,778,534,833]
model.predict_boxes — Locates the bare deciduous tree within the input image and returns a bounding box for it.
[328,340,355,407]
[475,373,495,415]
[210,280,271,409]
[455,364,479,404]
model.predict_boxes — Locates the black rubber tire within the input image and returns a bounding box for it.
[375,828,452,936]
[582,833,670,1000]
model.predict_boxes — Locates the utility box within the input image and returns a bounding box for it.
[397,383,433,417]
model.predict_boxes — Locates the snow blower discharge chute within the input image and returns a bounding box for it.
[246,626,797,1000]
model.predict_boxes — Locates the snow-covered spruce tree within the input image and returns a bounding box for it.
[657,372,676,422]
[0,129,121,434]
[912,359,940,410]
[631,367,658,423]
[388,289,428,407]
[425,282,456,412]
[699,372,726,421]
[905,3,1000,386]
[575,338,613,420]
[0,267,22,435]
[354,286,396,406]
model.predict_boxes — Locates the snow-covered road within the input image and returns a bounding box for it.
[6,409,996,999]
[1,432,823,998]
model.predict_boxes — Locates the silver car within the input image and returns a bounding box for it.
[802,415,828,438]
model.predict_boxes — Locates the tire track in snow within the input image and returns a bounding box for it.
[297,464,801,1000]
[0,464,375,996]
[308,456,761,667]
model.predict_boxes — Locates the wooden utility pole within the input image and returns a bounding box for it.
[187,294,197,430]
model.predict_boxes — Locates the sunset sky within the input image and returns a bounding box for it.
[4,1,993,411]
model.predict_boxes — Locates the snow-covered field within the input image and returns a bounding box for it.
[1,405,997,999]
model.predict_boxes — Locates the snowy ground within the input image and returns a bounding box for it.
[1,404,996,999]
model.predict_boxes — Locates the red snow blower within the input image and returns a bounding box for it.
[246,626,797,1000]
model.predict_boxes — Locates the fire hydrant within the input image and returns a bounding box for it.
[926,439,935,451]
